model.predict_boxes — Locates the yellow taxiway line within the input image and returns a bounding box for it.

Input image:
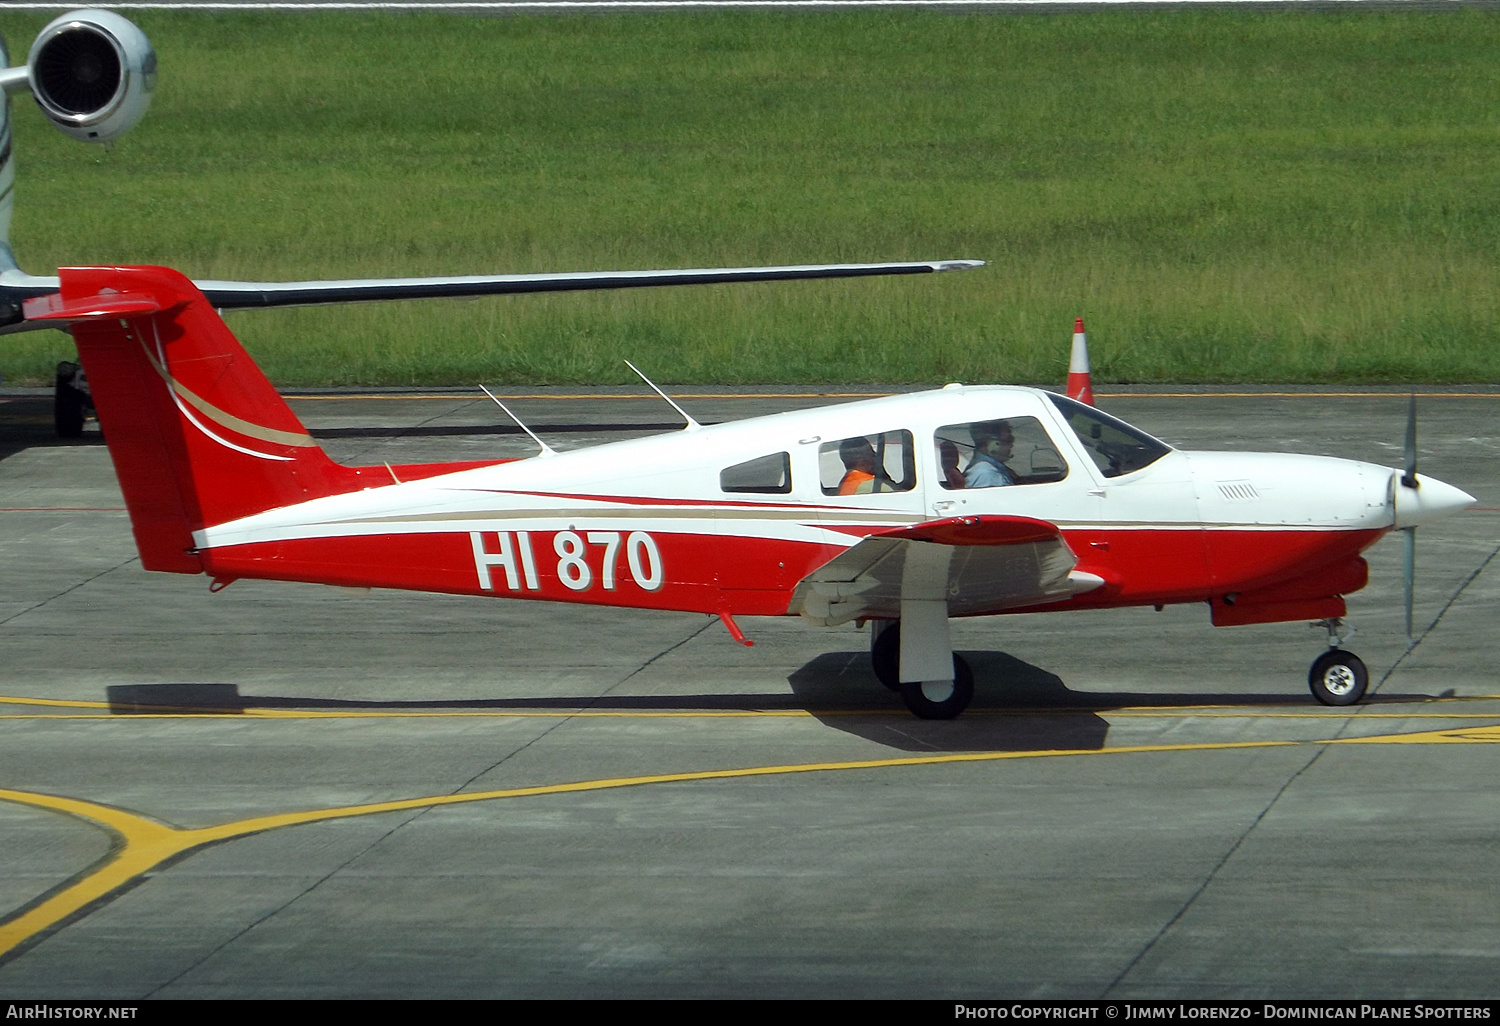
[2,722,1499,963]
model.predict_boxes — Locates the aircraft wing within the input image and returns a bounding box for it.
[789,515,1105,626]
[0,259,983,334]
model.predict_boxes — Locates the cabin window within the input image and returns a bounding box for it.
[935,417,1068,489]
[720,452,792,494]
[820,430,916,496]
[1047,394,1171,478]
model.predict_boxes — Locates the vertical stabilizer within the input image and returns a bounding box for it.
[27,265,357,572]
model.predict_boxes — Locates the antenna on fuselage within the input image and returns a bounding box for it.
[480,385,558,457]
[625,360,702,432]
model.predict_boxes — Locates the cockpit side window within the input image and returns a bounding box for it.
[935,417,1068,490]
[720,452,792,494]
[1047,394,1172,478]
[820,430,916,496]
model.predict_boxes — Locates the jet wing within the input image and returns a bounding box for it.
[0,259,983,333]
[789,515,1105,626]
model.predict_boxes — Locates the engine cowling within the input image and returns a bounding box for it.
[26,10,155,143]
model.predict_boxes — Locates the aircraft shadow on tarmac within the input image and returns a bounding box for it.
[0,397,104,460]
[104,651,1425,755]
[102,676,1114,754]
[789,650,1114,752]
[791,651,1437,753]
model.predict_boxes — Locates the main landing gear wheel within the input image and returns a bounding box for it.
[871,623,902,691]
[899,654,974,720]
[1308,650,1368,706]
[871,624,975,718]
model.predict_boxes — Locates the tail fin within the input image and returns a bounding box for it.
[28,265,357,573]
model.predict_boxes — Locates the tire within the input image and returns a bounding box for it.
[1308,650,1368,706]
[54,363,85,439]
[899,653,975,720]
[871,622,901,691]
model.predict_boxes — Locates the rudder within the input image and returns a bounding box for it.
[29,265,357,573]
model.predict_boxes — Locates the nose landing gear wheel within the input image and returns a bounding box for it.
[1309,650,1368,706]
[899,654,974,720]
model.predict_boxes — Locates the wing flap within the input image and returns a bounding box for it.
[790,515,1101,626]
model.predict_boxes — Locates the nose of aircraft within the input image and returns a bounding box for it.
[1392,471,1476,529]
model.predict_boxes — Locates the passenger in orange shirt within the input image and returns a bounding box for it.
[837,437,880,495]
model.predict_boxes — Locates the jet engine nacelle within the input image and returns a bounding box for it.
[23,10,155,143]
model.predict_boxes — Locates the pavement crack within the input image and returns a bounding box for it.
[602,617,719,692]
[144,615,731,987]
[142,806,432,999]
[882,725,941,751]
[1094,559,1496,1005]
[134,617,730,997]
[446,617,718,795]
[1100,743,1329,998]
[1372,540,1499,695]
[336,396,486,464]
[0,555,139,628]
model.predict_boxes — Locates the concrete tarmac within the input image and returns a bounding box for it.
[0,387,1496,999]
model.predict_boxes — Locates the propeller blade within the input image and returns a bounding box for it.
[1403,525,1416,642]
[1402,394,1419,490]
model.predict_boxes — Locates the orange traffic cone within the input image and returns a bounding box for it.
[1065,317,1094,406]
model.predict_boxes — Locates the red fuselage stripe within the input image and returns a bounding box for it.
[200,524,1388,620]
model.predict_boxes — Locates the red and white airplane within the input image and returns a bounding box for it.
[31,266,1475,719]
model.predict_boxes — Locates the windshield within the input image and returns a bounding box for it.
[1047,393,1172,478]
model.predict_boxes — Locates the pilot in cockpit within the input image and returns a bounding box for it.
[964,421,1016,488]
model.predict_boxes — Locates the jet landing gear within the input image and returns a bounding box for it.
[869,621,975,720]
[54,362,92,439]
[1308,618,1368,706]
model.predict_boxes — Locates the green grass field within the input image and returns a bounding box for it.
[0,9,1497,386]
